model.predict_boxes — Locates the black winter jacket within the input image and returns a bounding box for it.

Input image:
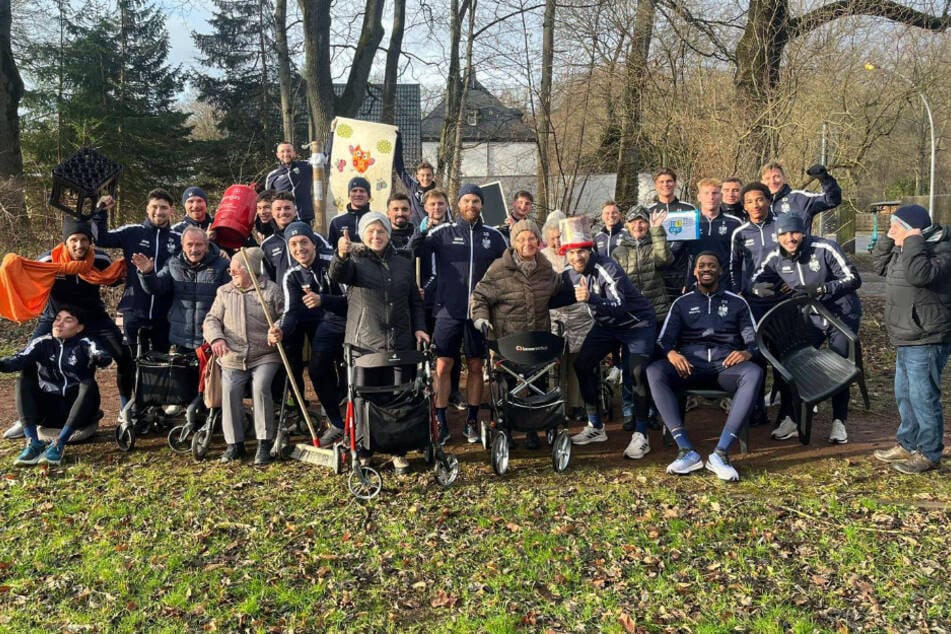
[872,226,951,346]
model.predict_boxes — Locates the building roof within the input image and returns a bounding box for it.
[421,77,535,143]
[325,83,422,166]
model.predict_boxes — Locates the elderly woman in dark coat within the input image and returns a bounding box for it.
[470,218,567,448]
[329,211,429,473]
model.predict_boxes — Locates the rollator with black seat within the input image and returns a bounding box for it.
[480,328,571,475]
[340,342,458,500]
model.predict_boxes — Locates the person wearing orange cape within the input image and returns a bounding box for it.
[0,217,129,438]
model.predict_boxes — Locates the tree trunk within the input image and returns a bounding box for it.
[275,0,294,144]
[535,0,554,223]
[0,0,23,226]
[381,0,405,125]
[437,0,467,188]
[334,0,385,117]
[298,0,337,140]
[615,0,654,209]
[450,1,477,197]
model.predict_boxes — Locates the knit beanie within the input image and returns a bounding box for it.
[181,186,208,206]
[348,176,371,193]
[358,211,392,239]
[285,221,317,244]
[893,204,931,231]
[626,205,650,223]
[511,218,542,242]
[776,213,806,235]
[457,183,484,204]
[63,216,94,241]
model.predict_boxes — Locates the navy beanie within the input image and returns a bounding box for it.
[894,204,931,230]
[776,213,806,235]
[285,221,317,244]
[348,177,371,193]
[457,183,484,204]
[181,186,208,206]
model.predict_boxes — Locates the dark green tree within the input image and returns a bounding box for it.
[20,0,190,219]
[191,0,289,187]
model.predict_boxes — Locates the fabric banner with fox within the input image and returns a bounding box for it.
[329,117,398,215]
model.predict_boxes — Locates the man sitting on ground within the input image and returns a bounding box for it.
[1,306,112,466]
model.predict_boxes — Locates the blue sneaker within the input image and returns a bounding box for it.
[40,441,65,466]
[705,452,739,481]
[15,440,47,466]
[666,449,703,475]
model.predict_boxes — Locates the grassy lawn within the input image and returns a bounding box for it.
[1,439,948,633]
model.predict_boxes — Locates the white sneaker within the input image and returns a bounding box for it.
[163,405,184,416]
[570,425,607,445]
[771,416,798,440]
[3,420,24,439]
[318,425,344,448]
[606,366,622,386]
[393,455,410,474]
[623,432,650,459]
[828,419,848,444]
[705,452,740,482]
[764,392,781,407]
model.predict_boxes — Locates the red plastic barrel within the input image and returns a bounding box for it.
[210,184,257,249]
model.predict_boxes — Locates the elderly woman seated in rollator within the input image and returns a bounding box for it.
[470,218,568,450]
[329,212,429,475]
[203,247,284,466]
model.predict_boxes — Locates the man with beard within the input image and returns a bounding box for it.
[328,177,373,246]
[172,187,213,234]
[647,252,761,481]
[386,193,419,257]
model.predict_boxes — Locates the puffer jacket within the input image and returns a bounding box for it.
[872,225,951,346]
[203,279,283,370]
[328,243,426,353]
[470,249,563,338]
[611,226,673,320]
[138,250,230,349]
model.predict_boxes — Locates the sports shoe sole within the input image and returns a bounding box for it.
[572,435,607,446]
[666,460,703,475]
[771,431,798,441]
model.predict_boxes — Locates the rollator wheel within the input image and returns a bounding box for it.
[348,465,383,500]
[552,429,571,473]
[546,428,556,446]
[191,416,214,461]
[167,424,192,453]
[479,420,491,452]
[491,431,509,476]
[435,454,459,487]
[115,423,135,452]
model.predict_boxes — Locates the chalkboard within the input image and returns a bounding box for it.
[479,181,509,226]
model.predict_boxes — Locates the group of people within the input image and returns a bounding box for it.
[0,145,946,478]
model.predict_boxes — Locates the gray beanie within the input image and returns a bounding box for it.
[358,211,391,239]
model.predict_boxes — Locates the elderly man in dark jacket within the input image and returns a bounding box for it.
[871,204,951,474]
[134,226,230,352]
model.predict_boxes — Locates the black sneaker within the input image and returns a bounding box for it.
[219,442,246,463]
[449,391,467,410]
[254,440,273,465]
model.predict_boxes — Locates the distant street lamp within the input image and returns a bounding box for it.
[864,62,936,217]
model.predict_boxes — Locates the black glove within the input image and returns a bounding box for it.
[794,283,825,298]
[752,282,775,298]
[806,164,828,178]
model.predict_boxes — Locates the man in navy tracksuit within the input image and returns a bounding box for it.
[328,177,373,246]
[423,184,507,443]
[556,217,656,450]
[686,178,743,290]
[760,161,841,236]
[94,189,181,356]
[650,168,698,299]
[171,186,213,234]
[1,306,112,466]
[647,252,762,482]
[261,192,332,289]
[752,213,862,444]
[265,143,314,225]
[594,201,627,258]
[273,222,347,447]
